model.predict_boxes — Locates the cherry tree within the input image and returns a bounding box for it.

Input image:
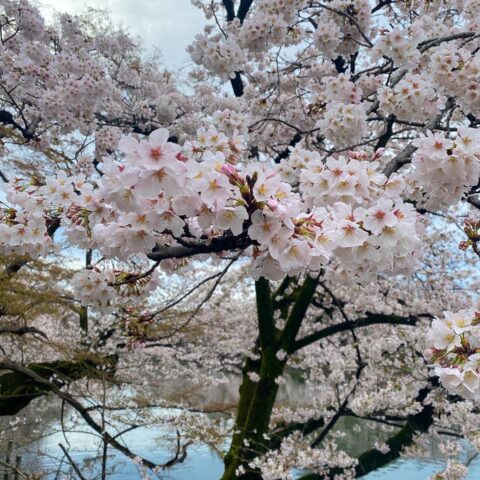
[1,0,480,479]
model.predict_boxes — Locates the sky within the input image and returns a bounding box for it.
[38,0,205,67]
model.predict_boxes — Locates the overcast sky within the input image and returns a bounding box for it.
[38,0,205,67]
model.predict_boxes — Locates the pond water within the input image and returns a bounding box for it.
[2,379,480,479]
[3,407,479,480]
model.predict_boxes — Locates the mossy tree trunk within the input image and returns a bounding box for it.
[221,276,318,480]
[221,273,435,480]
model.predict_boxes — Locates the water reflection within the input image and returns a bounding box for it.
[1,377,479,479]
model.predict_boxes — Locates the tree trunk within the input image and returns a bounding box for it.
[221,275,317,480]
[221,348,284,480]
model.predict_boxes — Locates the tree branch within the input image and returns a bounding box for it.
[222,0,235,21]
[256,277,276,352]
[281,275,318,351]
[0,357,117,415]
[0,360,188,472]
[0,325,47,338]
[292,312,428,353]
[383,97,456,176]
[297,384,434,479]
[146,234,251,262]
[237,0,254,24]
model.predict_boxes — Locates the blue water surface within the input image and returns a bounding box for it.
[18,422,480,480]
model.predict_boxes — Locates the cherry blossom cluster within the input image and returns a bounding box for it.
[378,74,446,122]
[71,267,159,311]
[278,149,421,277]
[296,150,401,207]
[242,433,356,480]
[407,128,480,209]
[249,158,420,279]
[0,17,121,133]
[0,123,424,303]
[212,109,249,137]
[238,10,287,54]
[1,0,46,41]
[37,54,118,132]
[188,26,247,79]
[425,310,480,400]
[190,0,305,74]
[430,460,469,480]
[317,74,363,105]
[430,45,480,117]
[312,0,371,58]
[316,102,368,148]
[95,126,123,161]
[0,208,52,258]
[312,18,343,59]
[237,0,305,54]
[371,28,420,68]
[188,0,374,80]
[71,269,117,310]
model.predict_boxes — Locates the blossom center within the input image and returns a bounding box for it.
[150,147,163,161]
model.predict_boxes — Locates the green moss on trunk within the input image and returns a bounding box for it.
[221,351,284,480]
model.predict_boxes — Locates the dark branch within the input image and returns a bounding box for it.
[273,133,302,164]
[298,384,435,479]
[222,0,255,97]
[237,0,254,23]
[0,325,47,338]
[383,97,455,176]
[230,72,245,97]
[146,234,251,262]
[292,312,428,353]
[256,278,276,352]
[375,115,395,150]
[222,0,235,21]
[0,109,36,140]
